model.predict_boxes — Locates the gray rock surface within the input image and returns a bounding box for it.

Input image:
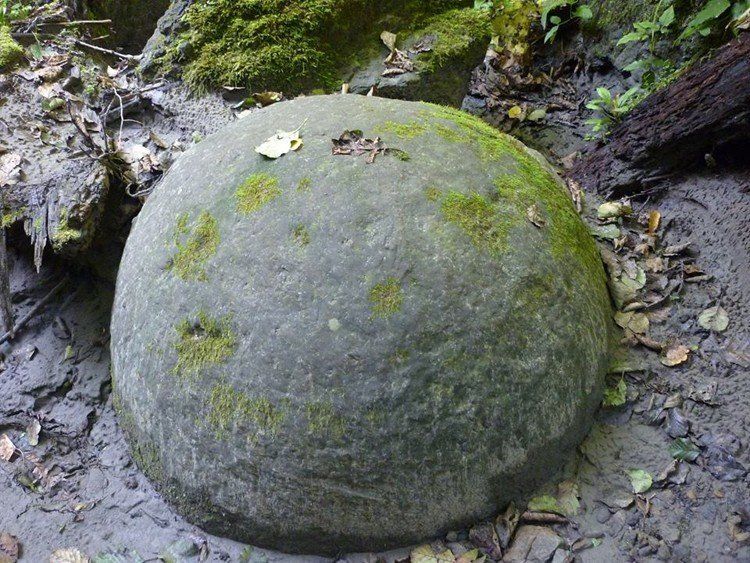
[110,95,612,555]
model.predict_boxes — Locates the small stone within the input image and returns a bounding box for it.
[503,526,563,563]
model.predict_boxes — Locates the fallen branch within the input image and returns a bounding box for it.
[573,33,750,196]
[0,277,69,346]
[72,39,142,62]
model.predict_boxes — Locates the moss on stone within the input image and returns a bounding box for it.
[236,173,281,215]
[440,190,518,255]
[206,382,284,439]
[412,7,492,72]
[375,120,428,139]
[165,1,480,93]
[172,311,236,378]
[0,26,24,71]
[168,211,219,281]
[1,207,27,228]
[425,186,442,202]
[297,177,313,193]
[50,209,84,250]
[292,224,311,246]
[369,277,404,318]
[305,401,345,437]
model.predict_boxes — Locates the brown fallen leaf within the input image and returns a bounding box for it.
[660,343,690,367]
[526,204,546,228]
[0,434,16,462]
[647,210,661,235]
[0,532,19,563]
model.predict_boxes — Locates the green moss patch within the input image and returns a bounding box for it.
[168,211,219,281]
[305,401,345,437]
[440,190,518,255]
[173,312,236,378]
[375,119,428,139]
[50,208,85,251]
[369,277,404,318]
[236,173,281,215]
[0,26,24,71]
[207,382,284,439]
[292,224,311,246]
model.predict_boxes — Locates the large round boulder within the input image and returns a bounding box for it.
[111,95,611,554]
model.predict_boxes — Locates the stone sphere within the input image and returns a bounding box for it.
[111,95,611,554]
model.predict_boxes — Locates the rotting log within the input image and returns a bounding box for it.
[572,33,750,197]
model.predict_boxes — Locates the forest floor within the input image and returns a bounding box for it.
[0,22,749,563]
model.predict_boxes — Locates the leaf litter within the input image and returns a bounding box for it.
[331,130,408,163]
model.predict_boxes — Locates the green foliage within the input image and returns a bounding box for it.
[584,86,641,137]
[678,0,731,40]
[540,0,593,43]
[0,1,31,27]
[479,0,540,56]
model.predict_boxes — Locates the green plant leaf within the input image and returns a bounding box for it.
[679,0,731,40]
[669,438,700,462]
[603,378,627,407]
[659,6,675,27]
[574,4,593,20]
[544,25,560,43]
[626,469,652,494]
[617,31,645,45]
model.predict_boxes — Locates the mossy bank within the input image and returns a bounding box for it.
[111,95,612,554]
[147,0,492,102]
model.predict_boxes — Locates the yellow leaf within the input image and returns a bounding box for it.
[508,105,524,119]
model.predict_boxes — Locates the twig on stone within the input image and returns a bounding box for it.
[0,277,69,346]
[72,39,142,62]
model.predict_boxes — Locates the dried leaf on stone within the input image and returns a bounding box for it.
[565,178,583,213]
[252,91,283,107]
[614,311,649,334]
[660,343,690,367]
[26,419,41,447]
[0,434,16,462]
[381,31,398,52]
[0,153,22,187]
[626,469,652,494]
[592,223,621,240]
[662,241,691,256]
[687,380,719,405]
[50,548,89,563]
[697,305,729,332]
[332,130,393,163]
[468,521,503,559]
[527,108,547,122]
[597,201,632,220]
[410,544,454,563]
[508,105,524,120]
[647,210,661,234]
[526,204,545,228]
[0,532,19,563]
[665,408,689,438]
[255,124,305,159]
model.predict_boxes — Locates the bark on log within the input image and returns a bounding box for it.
[573,33,750,197]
